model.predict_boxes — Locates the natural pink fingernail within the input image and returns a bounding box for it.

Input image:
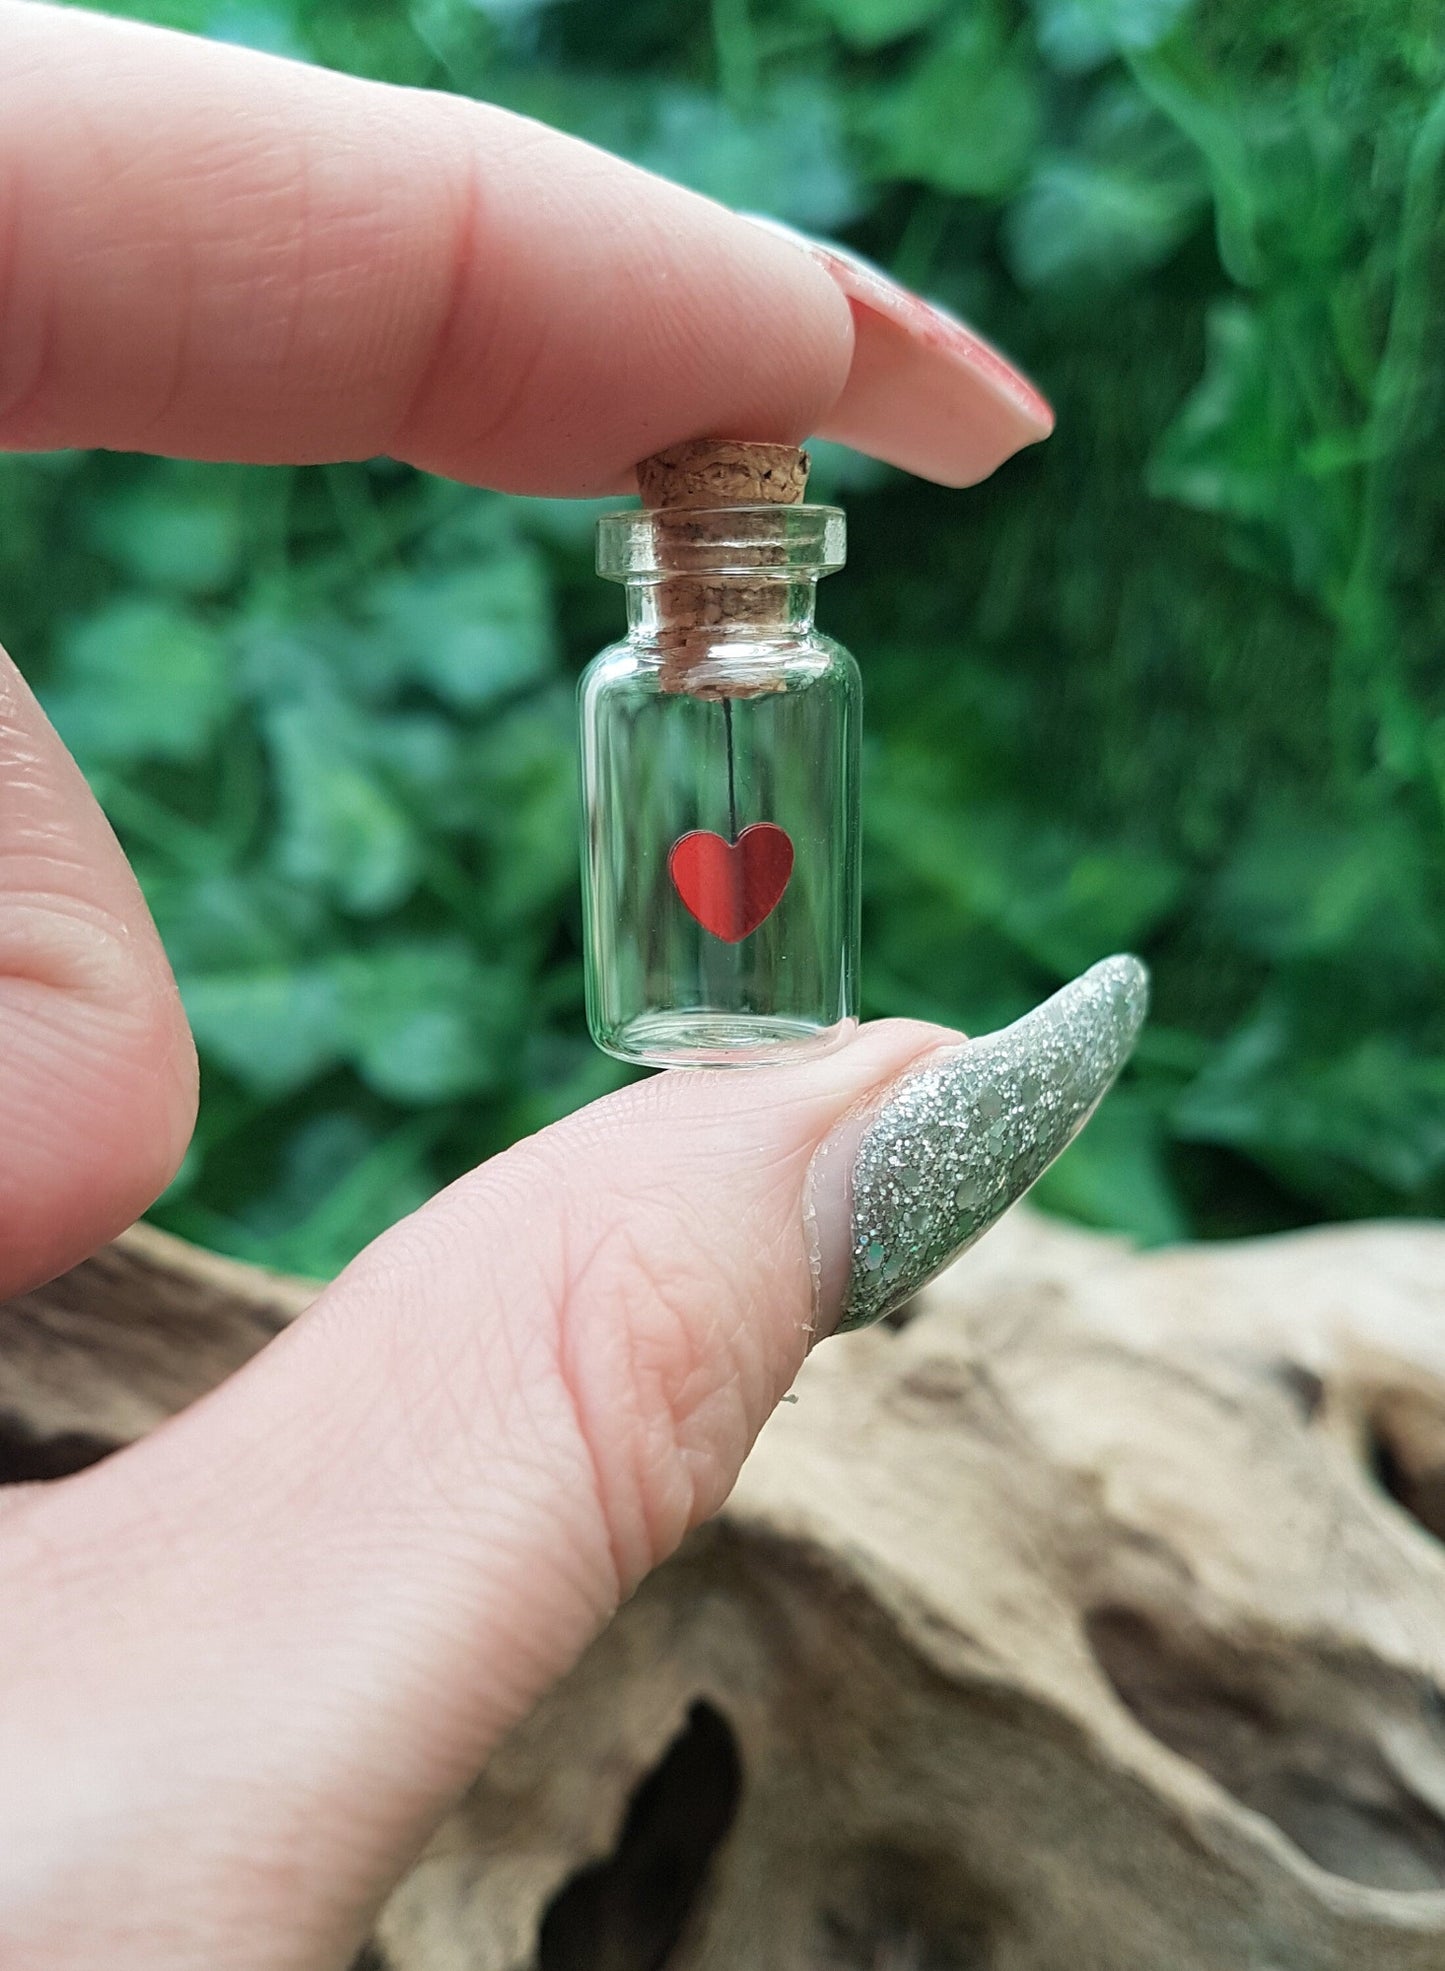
[741,215,1053,488]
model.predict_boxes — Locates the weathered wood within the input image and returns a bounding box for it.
[0,1224,311,1482]
[5,1211,1445,1968]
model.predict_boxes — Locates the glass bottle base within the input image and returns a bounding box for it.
[594,1009,858,1070]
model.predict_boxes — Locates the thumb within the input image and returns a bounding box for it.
[0,645,196,1295]
[0,961,1143,1970]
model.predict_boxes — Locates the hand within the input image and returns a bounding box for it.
[0,6,1134,1966]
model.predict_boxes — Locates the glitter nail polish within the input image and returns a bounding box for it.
[807,956,1150,1333]
[579,442,860,1069]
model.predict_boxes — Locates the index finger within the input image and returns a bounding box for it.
[0,1,1047,494]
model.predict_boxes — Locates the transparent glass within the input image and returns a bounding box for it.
[580,505,859,1068]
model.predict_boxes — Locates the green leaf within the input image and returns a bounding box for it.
[156,1109,441,1279]
[1028,0,1195,71]
[264,697,421,915]
[144,867,325,973]
[366,555,556,712]
[488,73,863,229]
[812,0,952,52]
[338,943,522,1104]
[862,10,1042,198]
[45,600,234,765]
[181,942,522,1102]
[467,702,580,929]
[1147,299,1343,597]
[181,961,345,1095]
[1031,1090,1189,1243]
[1149,302,1283,520]
[868,782,1184,978]
[204,2,306,57]
[638,84,860,230]
[85,469,247,593]
[1006,82,1208,288]
[1211,799,1441,976]
[1175,1000,1445,1208]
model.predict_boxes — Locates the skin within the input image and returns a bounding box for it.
[0,6,1047,1964]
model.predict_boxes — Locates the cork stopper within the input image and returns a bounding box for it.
[637,439,810,511]
[632,441,811,694]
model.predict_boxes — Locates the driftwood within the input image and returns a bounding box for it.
[4,1211,1445,1968]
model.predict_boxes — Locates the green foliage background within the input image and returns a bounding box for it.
[3,0,1444,1273]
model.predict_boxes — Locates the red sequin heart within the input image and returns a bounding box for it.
[668,824,794,943]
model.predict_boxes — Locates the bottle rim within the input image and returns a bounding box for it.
[596,503,846,582]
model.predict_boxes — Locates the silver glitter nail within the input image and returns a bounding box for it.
[831,955,1149,1332]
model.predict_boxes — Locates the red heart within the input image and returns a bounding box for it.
[668,823,795,943]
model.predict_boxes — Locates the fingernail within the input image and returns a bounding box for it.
[739,214,1054,486]
[805,956,1149,1336]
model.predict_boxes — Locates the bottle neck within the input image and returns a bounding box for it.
[625,574,821,640]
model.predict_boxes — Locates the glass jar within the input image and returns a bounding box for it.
[579,502,859,1069]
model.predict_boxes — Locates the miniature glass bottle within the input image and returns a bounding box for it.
[579,446,859,1069]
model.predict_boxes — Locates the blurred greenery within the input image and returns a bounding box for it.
[3,0,1443,1274]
